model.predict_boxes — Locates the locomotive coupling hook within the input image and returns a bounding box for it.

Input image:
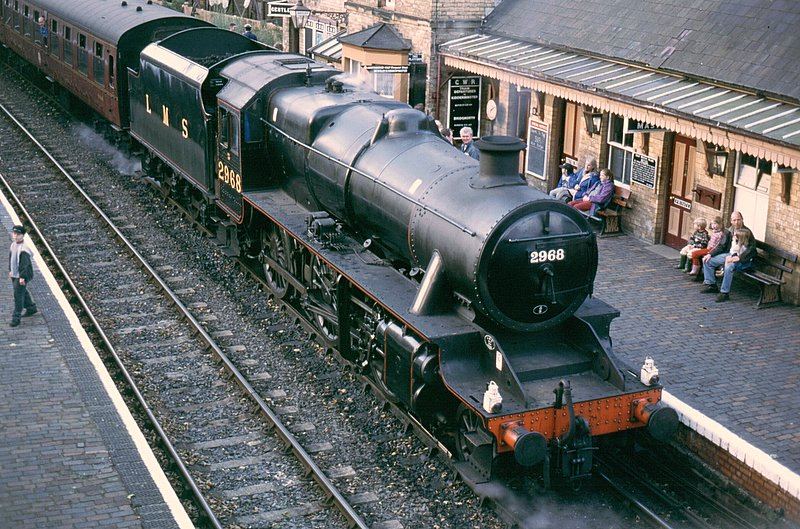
[501,421,547,466]
[631,399,679,442]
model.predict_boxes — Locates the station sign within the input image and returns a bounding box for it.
[408,52,424,64]
[267,1,293,17]
[627,120,667,134]
[366,65,409,73]
[447,76,481,138]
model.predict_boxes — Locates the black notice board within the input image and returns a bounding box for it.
[631,152,658,189]
[447,76,481,137]
[525,119,548,179]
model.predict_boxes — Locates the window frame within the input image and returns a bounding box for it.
[93,40,105,86]
[606,113,637,187]
[77,32,88,75]
[562,101,580,159]
[49,18,59,57]
[63,25,73,65]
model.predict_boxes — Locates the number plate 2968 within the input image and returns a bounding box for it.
[530,248,565,264]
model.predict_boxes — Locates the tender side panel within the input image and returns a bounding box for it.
[129,50,212,191]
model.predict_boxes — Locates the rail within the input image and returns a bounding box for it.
[0,101,368,529]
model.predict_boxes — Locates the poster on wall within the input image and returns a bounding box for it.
[525,117,548,180]
[631,152,658,189]
[447,76,481,138]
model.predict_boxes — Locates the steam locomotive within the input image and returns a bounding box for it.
[0,0,678,482]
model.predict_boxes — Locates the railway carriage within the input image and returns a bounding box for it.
[0,2,680,484]
[0,0,207,127]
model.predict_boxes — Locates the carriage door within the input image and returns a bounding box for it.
[663,135,696,248]
[216,104,243,222]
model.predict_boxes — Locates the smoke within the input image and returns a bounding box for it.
[478,480,629,529]
[73,123,141,176]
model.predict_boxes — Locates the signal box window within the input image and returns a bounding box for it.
[93,41,104,85]
[63,26,72,65]
[49,19,59,57]
[77,33,88,75]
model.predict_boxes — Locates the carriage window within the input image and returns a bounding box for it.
[22,4,30,37]
[49,19,59,57]
[93,42,104,85]
[63,26,72,65]
[108,54,115,88]
[12,1,19,33]
[77,33,87,75]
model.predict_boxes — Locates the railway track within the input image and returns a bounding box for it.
[0,60,790,529]
[0,61,503,529]
[0,102,373,528]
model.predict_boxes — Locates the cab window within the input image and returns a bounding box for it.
[218,107,229,147]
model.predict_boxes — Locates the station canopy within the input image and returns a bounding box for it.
[440,34,800,160]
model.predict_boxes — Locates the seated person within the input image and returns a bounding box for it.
[549,162,578,201]
[568,169,614,214]
[702,224,755,302]
[569,157,600,199]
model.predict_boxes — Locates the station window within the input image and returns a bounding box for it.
[562,101,580,159]
[607,114,636,186]
[93,42,104,86]
[49,19,59,57]
[77,33,87,75]
[372,72,395,99]
[733,153,771,240]
[63,26,72,65]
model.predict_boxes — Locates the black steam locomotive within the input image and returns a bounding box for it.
[0,1,678,482]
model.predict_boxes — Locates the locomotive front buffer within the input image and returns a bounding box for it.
[441,298,679,485]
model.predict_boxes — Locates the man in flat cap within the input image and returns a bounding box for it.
[242,23,257,41]
[8,225,36,327]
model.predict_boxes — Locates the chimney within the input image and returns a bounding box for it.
[472,135,526,188]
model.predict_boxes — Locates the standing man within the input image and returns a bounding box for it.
[8,225,36,327]
[228,22,237,33]
[242,24,257,40]
[459,127,480,160]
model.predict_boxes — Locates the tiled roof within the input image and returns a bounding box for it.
[483,0,800,103]
[440,33,800,149]
[339,23,411,51]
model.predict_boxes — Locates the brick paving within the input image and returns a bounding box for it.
[594,235,800,475]
[0,205,187,528]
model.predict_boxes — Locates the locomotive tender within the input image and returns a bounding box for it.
[0,0,678,482]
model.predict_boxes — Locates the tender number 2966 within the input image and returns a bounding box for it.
[530,248,565,264]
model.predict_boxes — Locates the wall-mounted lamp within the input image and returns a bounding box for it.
[582,108,602,135]
[777,166,796,204]
[288,0,312,53]
[530,91,544,120]
[704,145,728,176]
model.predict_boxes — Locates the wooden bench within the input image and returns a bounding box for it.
[579,185,631,236]
[735,240,797,307]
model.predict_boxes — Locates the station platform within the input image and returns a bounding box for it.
[0,191,194,529]
[594,234,800,516]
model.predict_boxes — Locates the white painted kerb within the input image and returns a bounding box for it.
[0,190,196,529]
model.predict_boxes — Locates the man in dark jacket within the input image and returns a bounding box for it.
[242,24,257,41]
[459,127,480,160]
[8,225,36,327]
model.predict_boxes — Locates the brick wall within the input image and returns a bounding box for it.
[678,427,800,523]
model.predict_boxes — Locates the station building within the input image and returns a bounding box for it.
[436,0,800,303]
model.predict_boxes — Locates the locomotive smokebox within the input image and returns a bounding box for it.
[473,136,526,188]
